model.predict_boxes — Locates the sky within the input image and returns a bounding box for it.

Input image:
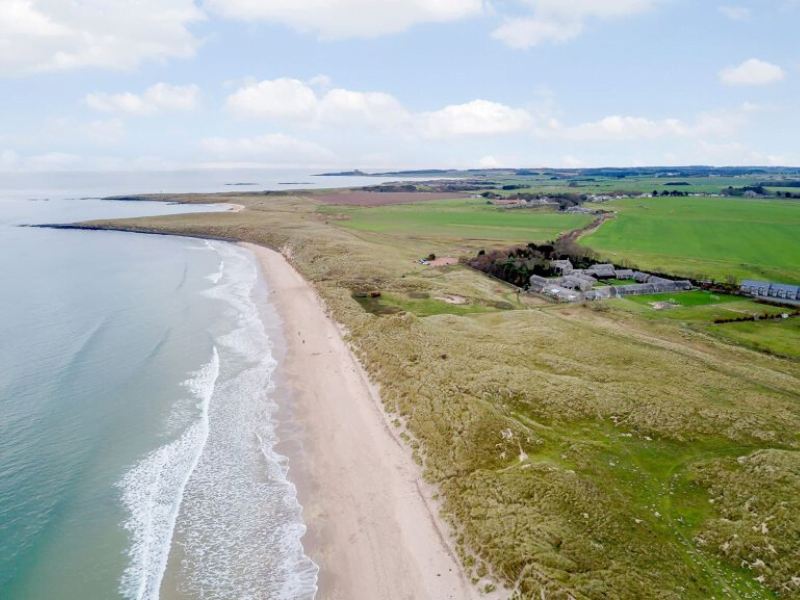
[0,0,798,171]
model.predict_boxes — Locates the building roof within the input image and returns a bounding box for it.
[742,280,800,293]
[587,263,616,277]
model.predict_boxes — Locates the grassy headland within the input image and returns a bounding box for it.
[76,192,800,600]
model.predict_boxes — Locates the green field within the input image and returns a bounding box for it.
[580,196,800,283]
[710,317,800,359]
[608,292,787,325]
[318,198,593,243]
[624,290,741,307]
[490,175,772,196]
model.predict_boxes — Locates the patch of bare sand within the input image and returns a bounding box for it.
[437,294,469,305]
[428,257,459,267]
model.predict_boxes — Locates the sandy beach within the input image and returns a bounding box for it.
[245,242,480,600]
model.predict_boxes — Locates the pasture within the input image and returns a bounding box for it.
[580,196,800,283]
[317,198,593,244]
[710,317,800,360]
[608,294,784,324]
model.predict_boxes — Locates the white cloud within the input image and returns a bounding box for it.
[225,79,537,144]
[87,119,125,143]
[492,18,583,48]
[559,106,749,142]
[0,0,203,74]
[204,0,483,39]
[85,84,200,115]
[562,116,689,141]
[478,155,501,168]
[718,6,751,20]
[200,133,333,163]
[492,0,656,48]
[319,89,408,127]
[225,78,318,121]
[719,58,786,85]
[561,155,584,168]
[421,100,533,138]
[225,78,409,129]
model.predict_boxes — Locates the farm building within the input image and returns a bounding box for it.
[560,274,597,292]
[543,285,581,302]
[586,263,616,278]
[585,280,693,301]
[648,276,674,285]
[551,260,573,275]
[531,267,694,303]
[529,275,549,292]
[740,280,800,301]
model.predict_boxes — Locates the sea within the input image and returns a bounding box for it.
[0,169,402,600]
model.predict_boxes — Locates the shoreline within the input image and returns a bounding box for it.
[245,242,480,600]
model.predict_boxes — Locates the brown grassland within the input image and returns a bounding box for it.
[77,193,800,600]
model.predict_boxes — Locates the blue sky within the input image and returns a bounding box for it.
[1,0,798,171]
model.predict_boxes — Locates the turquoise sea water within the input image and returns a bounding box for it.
[0,170,401,600]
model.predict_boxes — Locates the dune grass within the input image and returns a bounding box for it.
[580,196,800,284]
[79,193,800,600]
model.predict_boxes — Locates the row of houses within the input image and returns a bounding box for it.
[741,280,800,301]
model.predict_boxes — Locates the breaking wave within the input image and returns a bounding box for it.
[118,241,317,600]
[118,347,220,600]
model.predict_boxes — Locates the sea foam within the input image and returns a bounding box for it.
[118,241,318,600]
[118,347,220,600]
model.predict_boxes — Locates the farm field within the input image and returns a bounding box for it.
[607,292,788,325]
[709,317,800,360]
[580,196,800,283]
[623,290,741,307]
[317,197,593,244]
[489,175,773,196]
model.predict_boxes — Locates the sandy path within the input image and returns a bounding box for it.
[244,243,480,600]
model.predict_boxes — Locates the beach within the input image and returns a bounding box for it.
[246,242,479,600]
